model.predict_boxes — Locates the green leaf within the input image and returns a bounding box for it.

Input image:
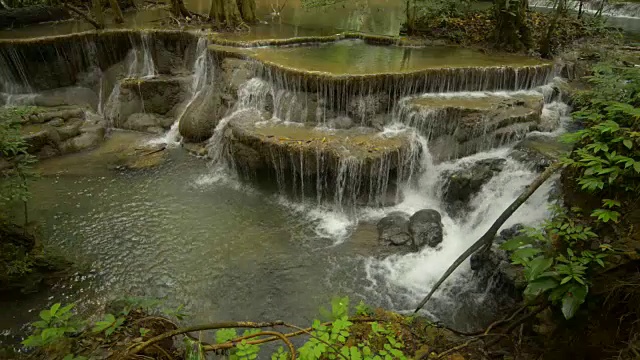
[524,277,559,297]
[623,139,633,149]
[39,309,52,322]
[561,284,588,319]
[50,303,61,317]
[512,247,542,260]
[634,162,640,174]
[500,236,534,251]
[526,256,554,281]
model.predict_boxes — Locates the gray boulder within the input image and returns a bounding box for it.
[377,211,411,246]
[57,119,83,141]
[60,122,105,154]
[442,158,506,216]
[409,209,444,249]
[22,125,61,158]
[179,88,228,142]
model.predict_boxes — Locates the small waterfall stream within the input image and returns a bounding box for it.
[0,31,575,342]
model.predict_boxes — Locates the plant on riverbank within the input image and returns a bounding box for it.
[498,62,639,319]
[22,296,476,359]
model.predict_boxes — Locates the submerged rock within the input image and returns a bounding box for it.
[377,211,411,246]
[442,158,506,217]
[409,209,444,249]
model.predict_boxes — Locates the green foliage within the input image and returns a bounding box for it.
[92,313,125,337]
[0,106,36,210]
[22,303,82,349]
[562,64,640,199]
[501,206,610,319]
[414,0,472,22]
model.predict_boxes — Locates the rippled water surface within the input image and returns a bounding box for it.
[0,133,390,343]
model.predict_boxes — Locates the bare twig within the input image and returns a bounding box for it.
[151,344,174,360]
[62,2,104,29]
[203,331,296,359]
[414,162,564,313]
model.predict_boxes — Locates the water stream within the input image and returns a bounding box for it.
[0,23,574,354]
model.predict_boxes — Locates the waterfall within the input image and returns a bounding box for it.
[153,37,213,146]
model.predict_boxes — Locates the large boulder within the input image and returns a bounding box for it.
[377,211,411,246]
[178,88,228,142]
[21,124,61,158]
[442,158,506,216]
[117,77,188,120]
[409,209,444,249]
[59,116,106,154]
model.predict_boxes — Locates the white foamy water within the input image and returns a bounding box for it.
[193,71,570,323]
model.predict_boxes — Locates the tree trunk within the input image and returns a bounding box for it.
[540,0,563,58]
[493,0,531,52]
[209,0,223,23]
[405,0,417,35]
[109,0,124,23]
[170,0,191,18]
[91,0,104,28]
[237,0,256,23]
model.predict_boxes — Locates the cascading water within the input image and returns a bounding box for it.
[102,33,158,127]
[199,53,572,326]
[154,36,214,146]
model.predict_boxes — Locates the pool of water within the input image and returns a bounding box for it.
[0,132,402,345]
[251,40,547,75]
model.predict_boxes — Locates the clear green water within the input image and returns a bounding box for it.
[252,40,547,75]
[0,133,393,345]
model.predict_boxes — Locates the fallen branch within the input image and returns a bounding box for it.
[126,320,285,356]
[203,331,297,359]
[414,162,564,313]
[62,2,104,29]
